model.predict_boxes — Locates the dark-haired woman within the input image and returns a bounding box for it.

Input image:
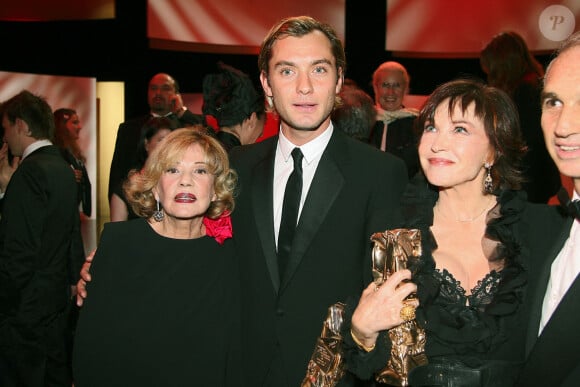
[202,62,266,152]
[342,79,566,387]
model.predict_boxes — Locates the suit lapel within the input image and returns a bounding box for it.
[525,218,573,353]
[251,141,281,292]
[520,272,580,385]
[280,132,346,291]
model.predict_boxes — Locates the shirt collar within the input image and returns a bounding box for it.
[150,111,174,118]
[278,123,334,165]
[22,139,52,160]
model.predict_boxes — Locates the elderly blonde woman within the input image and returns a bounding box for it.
[72,128,241,386]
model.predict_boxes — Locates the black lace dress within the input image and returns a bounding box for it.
[341,175,530,386]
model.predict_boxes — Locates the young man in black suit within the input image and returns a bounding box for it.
[107,73,204,202]
[76,17,408,387]
[0,90,85,386]
[229,16,409,386]
[516,31,580,386]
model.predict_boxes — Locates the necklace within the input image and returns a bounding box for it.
[436,198,496,223]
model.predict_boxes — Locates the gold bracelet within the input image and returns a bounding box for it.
[350,329,375,352]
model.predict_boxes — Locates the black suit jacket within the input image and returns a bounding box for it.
[0,145,84,344]
[517,215,580,386]
[369,116,419,179]
[230,130,408,387]
[513,80,561,203]
[107,110,203,199]
[60,148,92,217]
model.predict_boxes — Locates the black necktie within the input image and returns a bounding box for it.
[278,148,304,278]
[557,187,580,220]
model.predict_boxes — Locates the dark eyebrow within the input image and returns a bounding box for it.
[540,91,557,101]
[312,59,332,66]
[273,58,333,69]
[273,60,295,69]
[450,119,472,126]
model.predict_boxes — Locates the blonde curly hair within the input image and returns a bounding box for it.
[123,126,237,219]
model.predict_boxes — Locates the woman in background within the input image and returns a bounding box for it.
[480,31,561,203]
[202,62,266,152]
[53,108,92,217]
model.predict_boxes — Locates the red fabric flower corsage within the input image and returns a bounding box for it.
[203,211,233,244]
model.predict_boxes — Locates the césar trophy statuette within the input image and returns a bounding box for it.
[301,229,427,387]
[371,228,427,386]
[301,302,346,387]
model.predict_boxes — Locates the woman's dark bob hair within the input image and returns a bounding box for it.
[416,78,527,191]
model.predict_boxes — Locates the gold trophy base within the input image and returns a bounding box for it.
[301,303,346,387]
[375,320,428,386]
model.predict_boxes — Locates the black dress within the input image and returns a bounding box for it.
[112,179,139,220]
[341,174,567,386]
[59,147,92,217]
[72,218,241,386]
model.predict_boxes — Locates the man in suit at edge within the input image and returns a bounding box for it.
[516,31,580,386]
[0,90,85,386]
[229,16,409,386]
[107,73,204,203]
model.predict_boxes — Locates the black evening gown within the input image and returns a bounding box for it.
[340,174,567,387]
[72,218,241,386]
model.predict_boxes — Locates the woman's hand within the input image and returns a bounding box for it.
[351,269,418,349]
[76,249,96,306]
[72,167,83,183]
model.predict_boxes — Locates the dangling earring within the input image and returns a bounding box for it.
[484,162,493,193]
[153,200,164,222]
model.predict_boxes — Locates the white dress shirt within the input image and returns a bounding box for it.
[539,190,580,335]
[22,139,53,160]
[273,125,333,249]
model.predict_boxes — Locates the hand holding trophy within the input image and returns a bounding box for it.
[371,228,427,386]
[301,228,427,387]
